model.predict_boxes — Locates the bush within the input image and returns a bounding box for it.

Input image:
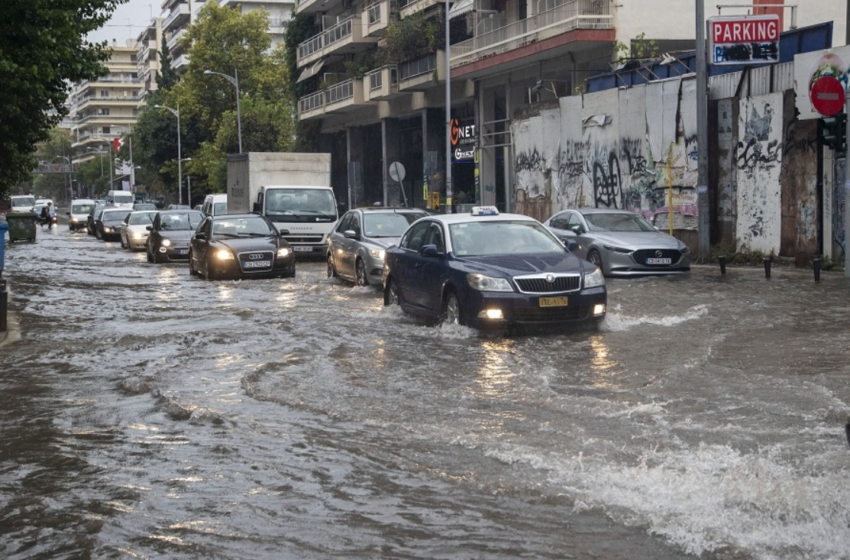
[710,242,775,266]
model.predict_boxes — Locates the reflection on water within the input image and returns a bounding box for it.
[473,339,517,399]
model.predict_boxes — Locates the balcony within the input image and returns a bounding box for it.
[364,66,399,101]
[325,78,369,113]
[297,16,379,67]
[398,0,443,19]
[296,0,336,15]
[450,0,613,68]
[75,96,143,111]
[172,53,190,71]
[162,3,190,32]
[398,51,445,90]
[364,0,392,37]
[299,90,325,120]
[167,28,186,51]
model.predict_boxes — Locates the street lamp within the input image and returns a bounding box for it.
[203,69,243,153]
[181,157,192,207]
[154,103,182,205]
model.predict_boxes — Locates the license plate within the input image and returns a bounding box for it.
[646,258,671,265]
[293,246,312,252]
[175,249,187,255]
[243,260,271,268]
[539,296,568,307]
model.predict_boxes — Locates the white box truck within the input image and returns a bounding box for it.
[227,152,337,257]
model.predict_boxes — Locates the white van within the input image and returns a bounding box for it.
[202,194,228,217]
[67,198,97,231]
[9,195,35,212]
[107,190,134,208]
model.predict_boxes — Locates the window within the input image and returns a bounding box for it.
[336,213,354,233]
[425,224,445,253]
[549,212,569,229]
[401,221,430,251]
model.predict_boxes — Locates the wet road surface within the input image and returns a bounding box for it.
[1,225,849,559]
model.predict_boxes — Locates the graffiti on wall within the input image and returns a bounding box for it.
[736,93,784,253]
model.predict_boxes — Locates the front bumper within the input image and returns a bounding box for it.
[287,243,329,258]
[463,287,607,329]
[128,235,148,250]
[208,254,296,279]
[605,250,691,276]
[158,244,190,261]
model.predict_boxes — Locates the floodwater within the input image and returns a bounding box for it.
[1,225,849,560]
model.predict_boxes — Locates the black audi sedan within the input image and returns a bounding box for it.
[188,214,296,280]
[146,209,204,264]
[382,207,607,330]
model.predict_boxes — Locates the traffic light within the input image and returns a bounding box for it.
[820,113,847,151]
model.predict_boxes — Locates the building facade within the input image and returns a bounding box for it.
[137,18,164,98]
[161,0,207,73]
[218,0,295,49]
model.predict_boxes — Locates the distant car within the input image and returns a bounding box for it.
[543,208,691,276]
[146,209,204,263]
[9,195,35,212]
[201,193,228,217]
[189,214,296,280]
[327,207,428,286]
[66,199,96,232]
[95,208,132,241]
[120,210,158,251]
[133,202,157,211]
[87,202,105,235]
[382,207,607,329]
[166,204,191,210]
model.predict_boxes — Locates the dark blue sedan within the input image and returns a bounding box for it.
[382,208,607,329]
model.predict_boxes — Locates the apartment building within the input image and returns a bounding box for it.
[218,0,296,49]
[162,0,207,73]
[137,18,164,98]
[294,0,847,211]
[69,43,143,158]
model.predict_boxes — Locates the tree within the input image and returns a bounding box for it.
[158,33,178,92]
[0,0,127,197]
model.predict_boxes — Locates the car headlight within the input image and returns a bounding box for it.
[467,273,513,292]
[133,232,146,240]
[215,249,234,260]
[584,267,605,288]
[277,247,291,258]
[603,244,631,254]
[103,226,113,233]
[680,245,690,254]
[369,248,385,260]
[161,238,172,247]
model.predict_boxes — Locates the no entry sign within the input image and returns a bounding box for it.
[810,76,846,117]
[709,15,780,65]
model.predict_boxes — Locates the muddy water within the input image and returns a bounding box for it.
[1,226,849,560]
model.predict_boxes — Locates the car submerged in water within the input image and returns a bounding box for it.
[382,207,606,330]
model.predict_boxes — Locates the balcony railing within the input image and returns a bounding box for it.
[299,90,324,114]
[326,79,354,105]
[451,0,613,67]
[162,3,190,31]
[323,16,353,48]
[399,53,437,81]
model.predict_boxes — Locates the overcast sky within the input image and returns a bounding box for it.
[87,0,165,46]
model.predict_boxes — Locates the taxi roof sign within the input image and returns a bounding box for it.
[471,206,499,216]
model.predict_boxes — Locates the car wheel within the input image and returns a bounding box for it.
[355,258,368,287]
[120,235,127,249]
[384,277,399,307]
[203,258,216,281]
[95,228,102,240]
[442,291,463,326]
[587,249,603,269]
[146,246,154,263]
[327,253,337,278]
[188,250,197,275]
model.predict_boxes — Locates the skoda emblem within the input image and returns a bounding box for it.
[546,274,555,283]
[655,250,663,257]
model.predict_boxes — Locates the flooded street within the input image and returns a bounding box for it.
[1,225,849,560]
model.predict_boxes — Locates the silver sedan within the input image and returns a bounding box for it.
[327,207,428,286]
[543,208,691,276]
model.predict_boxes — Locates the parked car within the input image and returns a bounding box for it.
[120,210,158,251]
[543,208,691,276]
[67,199,96,232]
[188,214,296,280]
[328,207,428,286]
[94,208,132,241]
[146,209,204,263]
[86,203,105,235]
[382,207,607,330]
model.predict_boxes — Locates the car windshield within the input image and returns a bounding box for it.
[11,197,35,207]
[213,202,227,214]
[160,212,203,231]
[584,212,656,232]
[449,220,565,256]
[212,217,274,239]
[128,212,155,225]
[265,189,336,221]
[72,204,94,213]
[363,212,425,237]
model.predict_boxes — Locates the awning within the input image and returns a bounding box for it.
[297,60,324,83]
[448,0,474,19]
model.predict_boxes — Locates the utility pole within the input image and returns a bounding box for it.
[696,0,710,262]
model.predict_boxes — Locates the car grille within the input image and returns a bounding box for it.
[514,274,581,294]
[511,306,590,323]
[284,234,324,244]
[632,249,683,264]
[238,250,274,272]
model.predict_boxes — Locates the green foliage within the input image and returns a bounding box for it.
[158,33,178,91]
[613,32,659,61]
[344,51,377,80]
[0,0,126,197]
[811,255,842,271]
[283,13,321,100]
[378,10,444,65]
[710,242,776,266]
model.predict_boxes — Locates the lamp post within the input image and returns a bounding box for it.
[445,0,452,213]
[182,157,192,207]
[203,69,243,153]
[98,138,115,194]
[154,103,182,205]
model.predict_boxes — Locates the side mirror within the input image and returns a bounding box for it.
[419,244,439,257]
[343,229,359,240]
[565,240,579,252]
[146,225,152,231]
[570,225,584,235]
[66,212,71,216]
[195,232,207,241]
[252,202,260,213]
[278,229,290,236]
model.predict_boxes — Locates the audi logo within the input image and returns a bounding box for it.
[248,253,264,260]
